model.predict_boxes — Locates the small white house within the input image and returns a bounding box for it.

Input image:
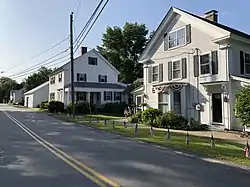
[133,7,250,130]
[10,88,24,103]
[24,81,49,108]
[48,47,129,107]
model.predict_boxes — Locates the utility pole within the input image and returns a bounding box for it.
[70,12,75,118]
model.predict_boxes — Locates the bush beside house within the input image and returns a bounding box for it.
[129,108,209,131]
[235,85,250,127]
[48,101,64,113]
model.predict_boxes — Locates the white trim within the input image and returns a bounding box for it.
[199,52,212,77]
[152,64,159,83]
[231,75,250,84]
[24,81,49,95]
[167,26,187,50]
[171,58,182,80]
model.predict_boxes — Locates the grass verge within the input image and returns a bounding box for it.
[53,114,250,167]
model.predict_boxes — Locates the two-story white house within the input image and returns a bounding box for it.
[132,7,250,130]
[49,47,128,108]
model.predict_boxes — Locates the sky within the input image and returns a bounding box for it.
[0,0,249,82]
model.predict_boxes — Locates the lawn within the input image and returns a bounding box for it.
[76,114,125,121]
[53,114,250,166]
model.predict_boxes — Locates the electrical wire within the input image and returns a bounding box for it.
[73,0,104,47]
[11,56,70,79]
[5,37,69,71]
[9,49,69,78]
[74,0,109,54]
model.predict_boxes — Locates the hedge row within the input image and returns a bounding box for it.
[129,108,209,131]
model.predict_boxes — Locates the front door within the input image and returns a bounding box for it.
[26,97,29,107]
[212,93,222,124]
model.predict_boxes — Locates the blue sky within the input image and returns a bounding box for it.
[0,0,248,81]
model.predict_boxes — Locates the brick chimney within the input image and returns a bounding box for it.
[81,46,87,55]
[204,10,218,22]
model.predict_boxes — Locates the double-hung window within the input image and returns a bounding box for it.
[168,27,186,49]
[158,93,169,113]
[172,60,181,79]
[152,66,159,82]
[50,76,55,84]
[245,53,250,74]
[200,54,210,75]
[77,73,87,82]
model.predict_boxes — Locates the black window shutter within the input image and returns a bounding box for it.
[98,75,101,82]
[181,58,187,79]
[164,33,168,51]
[186,24,191,44]
[240,51,244,74]
[110,92,113,100]
[105,75,107,82]
[114,92,116,100]
[193,55,199,77]
[159,63,163,82]
[212,50,218,75]
[77,73,80,81]
[84,74,87,81]
[148,66,152,83]
[168,61,172,81]
[104,91,106,101]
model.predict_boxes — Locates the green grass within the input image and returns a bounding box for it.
[53,114,250,166]
[78,114,125,121]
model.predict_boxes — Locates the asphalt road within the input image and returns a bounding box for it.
[1,104,250,187]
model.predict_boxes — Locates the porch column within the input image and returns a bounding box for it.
[87,92,90,103]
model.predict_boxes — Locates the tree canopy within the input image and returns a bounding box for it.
[97,22,149,83]
[24,67,52,92]
[0,77,20,102]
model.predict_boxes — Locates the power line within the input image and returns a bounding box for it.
[74,0,109,53]
[9,49,69,77]
[5,37,69,71]
[73,0,104,47]
[11,55,70,79]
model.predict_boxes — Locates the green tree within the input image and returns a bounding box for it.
[235,85,250,127]
[97,22,149,83]
[0,77,20,102]
[24,67,52,92]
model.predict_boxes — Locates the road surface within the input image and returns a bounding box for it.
[0,104,250,187]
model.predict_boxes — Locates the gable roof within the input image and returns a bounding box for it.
[24,81,49,95]
[49,49,119,77]
[139,7,250,63]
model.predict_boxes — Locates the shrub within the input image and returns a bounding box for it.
[235,86,250,127]
[67,101,96,115]
[48,101,64,113]
[188,118,209,131]
[156,111,187,129]
[99,102,128,115]
[141,108,162,126]
[129,111,142,123]
[40,101,49,110]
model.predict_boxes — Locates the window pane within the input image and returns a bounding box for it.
[173,70,181,79]
[168,32,176,48]
[201,64,210,74]
[136,96,142,105]
[200,54,210,65]
[246,64,250,74]
[159,93,168,103]
[177,28,185,46]
[153,74,158,82]
[245,53,250,63]
[158,104,168,113]
[174,92,181,102]
[173,60,180,70]
[153,66,158,73]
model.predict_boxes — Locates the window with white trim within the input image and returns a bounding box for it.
[115,92,122,101]
[58,73,62,82]
[168,27,186,49]
[77,73,87,82]
[200,54,210,75]
[158,93,169,113]
[173,91,181,114]
[76,92,87,101]
[99,75,107,82]
[105,91,112,101]
[50,76,55,84]
[88,57,98,65]
[152,66,159,82]
[50,93,55,100]
[172,60,181,79]
[136,96,142,106]
[245,53,250,74]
